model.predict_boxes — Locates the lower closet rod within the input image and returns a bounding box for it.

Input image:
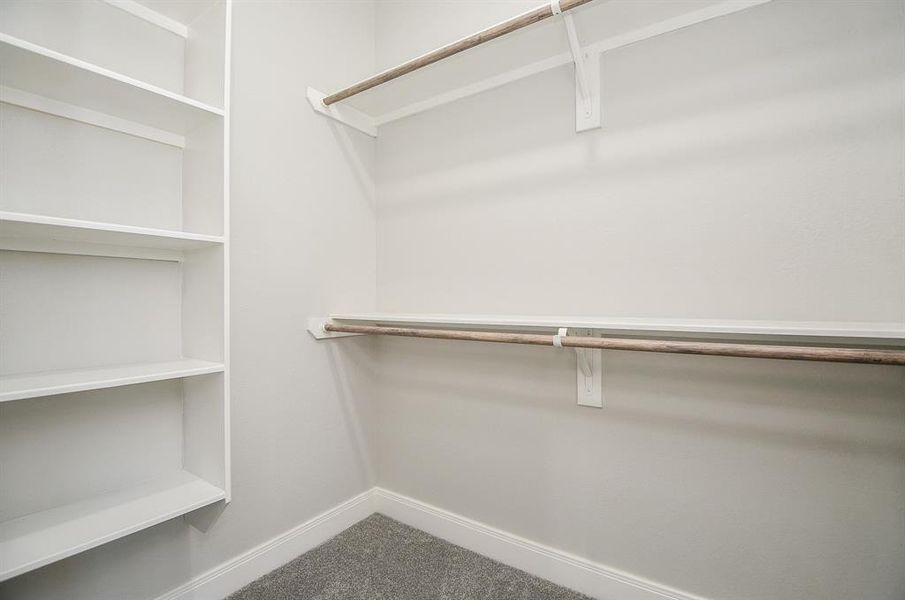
[324,324,905,366]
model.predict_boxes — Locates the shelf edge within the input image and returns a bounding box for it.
[0,473,225,581]
[0,211,225,245]
[0,360,225,403]
[0,33,225,118]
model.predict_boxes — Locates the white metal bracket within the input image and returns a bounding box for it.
[306,87,378,138]
[556,327,603,408]
[307,317,364,340]
[553,2,602,132]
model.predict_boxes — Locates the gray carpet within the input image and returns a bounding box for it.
[228,513,592,600]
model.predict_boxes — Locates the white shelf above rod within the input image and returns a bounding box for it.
[307,0,775,137]
[323,0,594,106]
[308,0,597,137]
[308,315,905,408]
[317,313,905,343]
[315,321,905,365]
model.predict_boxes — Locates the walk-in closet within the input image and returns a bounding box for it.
[1,1,903,599]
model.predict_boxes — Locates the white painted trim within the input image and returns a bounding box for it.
[101,0,189,38]
[155,490,376,600]
[374,487,708,600]
[375,0,774,127]
[1,87,186,148]
[156,487,706,600]
[222,0,234,505]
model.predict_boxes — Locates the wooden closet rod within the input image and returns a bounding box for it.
[324,324,905,365]
[322,0,596,106]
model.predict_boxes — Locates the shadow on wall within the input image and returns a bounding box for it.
[326,337,379,486]
[328,121,376,213]
[377,337,905,463]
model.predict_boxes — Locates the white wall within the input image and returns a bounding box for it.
[374,1,905,599]
[0,1,378,598]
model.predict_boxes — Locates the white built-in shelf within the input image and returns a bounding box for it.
[309,0,773,136]
[0,471,225,581]
[0,33,223,135]
[328,313,905,344]
[0,359,225,403]
[0,212,224,260]
[0,0,232,579]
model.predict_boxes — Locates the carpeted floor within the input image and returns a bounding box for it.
[228,513,592,600]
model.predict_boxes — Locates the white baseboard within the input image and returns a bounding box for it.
[156,489,375,600]
[373,487,706,600]
[158,487,704,600]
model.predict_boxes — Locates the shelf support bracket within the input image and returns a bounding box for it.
[307,87,378,138]
[555,327,604,408]
[308,317,365,340]
[553,1,601,132]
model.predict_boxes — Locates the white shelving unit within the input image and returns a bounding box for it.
[0,0,231,582]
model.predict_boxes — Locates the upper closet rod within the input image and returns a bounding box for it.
[324,324,905,366]
[321,0,596,106]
